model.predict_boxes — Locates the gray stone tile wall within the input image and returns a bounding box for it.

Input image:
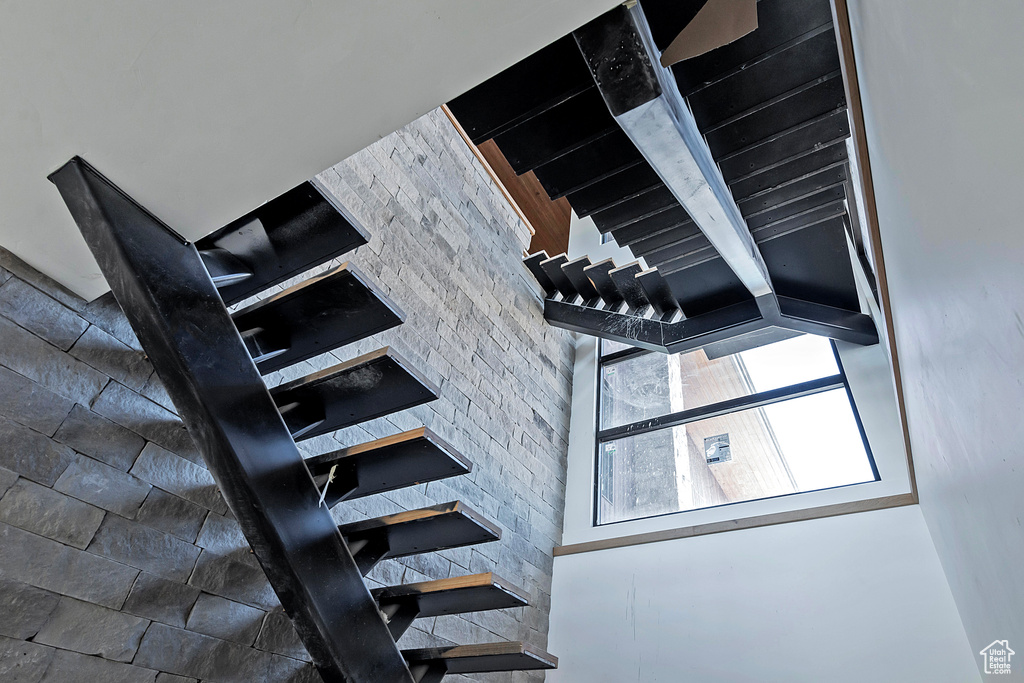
[0,107,573,682]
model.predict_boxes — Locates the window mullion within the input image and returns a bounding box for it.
[597,373,846,442]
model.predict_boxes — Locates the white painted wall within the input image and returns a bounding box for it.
[0,0,616,298]
[848,0,1024,670]
[548,505,980,683]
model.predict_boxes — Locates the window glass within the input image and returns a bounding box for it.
[597,388,874,524]
[600,334,839,430]
[600,338,634,357]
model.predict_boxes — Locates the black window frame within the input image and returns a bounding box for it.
[593,337,880,526]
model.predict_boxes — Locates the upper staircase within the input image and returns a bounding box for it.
[449,0,879,356]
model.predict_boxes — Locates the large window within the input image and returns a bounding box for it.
[596,335,877,524]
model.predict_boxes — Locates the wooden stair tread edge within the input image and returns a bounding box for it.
[608,262,649,310]
[339,502,502,571]
[583,258,625,305]
[270,347,440,441]
[560,255,599,300]
[305,426,472,478]
[538,253,577,298]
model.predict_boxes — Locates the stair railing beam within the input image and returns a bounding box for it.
[543,294,877,353]
[572,4,774,301]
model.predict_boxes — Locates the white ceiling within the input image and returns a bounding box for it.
[0,0,615,299]
[849,0,1024,663]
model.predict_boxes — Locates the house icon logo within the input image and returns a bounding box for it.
[979,640,1014,675]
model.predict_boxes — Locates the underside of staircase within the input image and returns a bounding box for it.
[48,158,557,683]
[448,0,880,358]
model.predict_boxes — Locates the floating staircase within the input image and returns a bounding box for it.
[49,158,556,683]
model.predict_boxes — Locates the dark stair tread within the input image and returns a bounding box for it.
[402,642,558,675]
[705,73,847,159]
[338,501,501,574]
[565,164,663,218]
[658,247,722,275]
[523,251,556,296]
[446,35,594,144]
[738,165,848,218]
[533,129,645,199]
[608,263,648,311]
[560,256,599,301]
[196,180,368,306]
[625,222,705,257]
[305,427,471,507]
[642,233,715,267]
[590,185,679,234]
[231,263,404,374]
[372,572,529,617]
[689,27,841,132]
[750,201,847,244]
[728,141,849,201]
[583,259,623,306]
[718,108,850,182]
[610,205,695,247]
[539,254,577,299]
[672,0,836,96]
[745,184,847,231]
[492,87,615,173]
[270,347,438,440]
[636,268,679,317]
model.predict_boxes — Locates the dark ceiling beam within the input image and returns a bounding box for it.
[543,292,877,354]
[572,4,775,302]
[775,295,878,346]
